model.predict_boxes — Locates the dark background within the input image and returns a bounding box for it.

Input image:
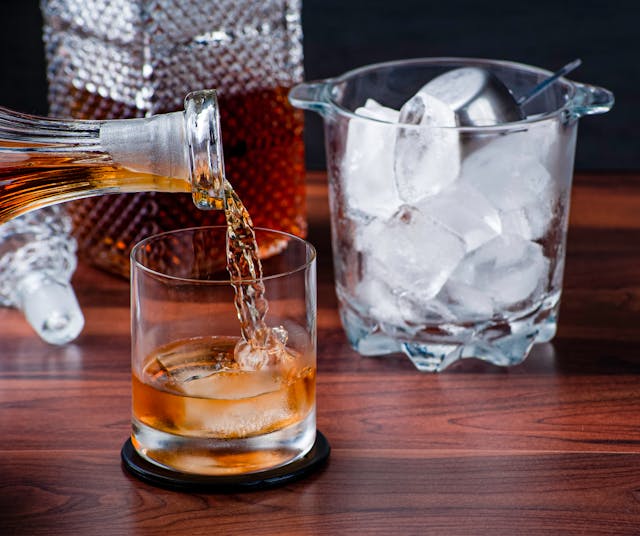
[0,1,637,171]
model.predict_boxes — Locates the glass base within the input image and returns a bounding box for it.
[122,430,330,492]
[132,410,316,476]
[340,294,560,372]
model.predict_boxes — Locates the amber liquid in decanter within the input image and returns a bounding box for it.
[0,150,190,225]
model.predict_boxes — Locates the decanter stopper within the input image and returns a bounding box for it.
[0,206,84,344]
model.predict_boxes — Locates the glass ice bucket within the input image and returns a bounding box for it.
[290,57,613,372]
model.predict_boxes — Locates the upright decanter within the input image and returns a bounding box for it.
[40,0,306,278]
[0,90,225,224]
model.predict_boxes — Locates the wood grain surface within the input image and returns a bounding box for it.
[1,172,640,535]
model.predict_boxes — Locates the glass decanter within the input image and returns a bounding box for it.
[0,90,225,224]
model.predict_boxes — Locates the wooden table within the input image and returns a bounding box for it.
[2,172,640,535]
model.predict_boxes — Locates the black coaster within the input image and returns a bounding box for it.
[121,431,330,492]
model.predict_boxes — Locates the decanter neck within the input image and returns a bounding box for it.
[99,90,226,209]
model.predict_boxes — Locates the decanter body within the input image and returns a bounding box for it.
[41,0,306,277]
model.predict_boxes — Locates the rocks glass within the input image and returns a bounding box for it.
[130,226,316,475]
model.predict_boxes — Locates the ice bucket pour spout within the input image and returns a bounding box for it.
[290,57,613,372]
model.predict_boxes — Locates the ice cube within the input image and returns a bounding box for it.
[395,88,460,202]
[176,368,279,400]
[343,99,402,219]
[524,118,562,170]
[463,108,560,165]
[438,280,495,321]
[500,204,551,242]
[396,291,456,325]
[416,181,501,251]
[459,136,554,240]
[449,234,549,309]
[355,277,406,328]
[153,337,239,388]
[358,206,467,302]
[461,145,551,211]
[234,326,294,370]
[419,67,487,108]
[179,369,292,437]
[356,274,456,329]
